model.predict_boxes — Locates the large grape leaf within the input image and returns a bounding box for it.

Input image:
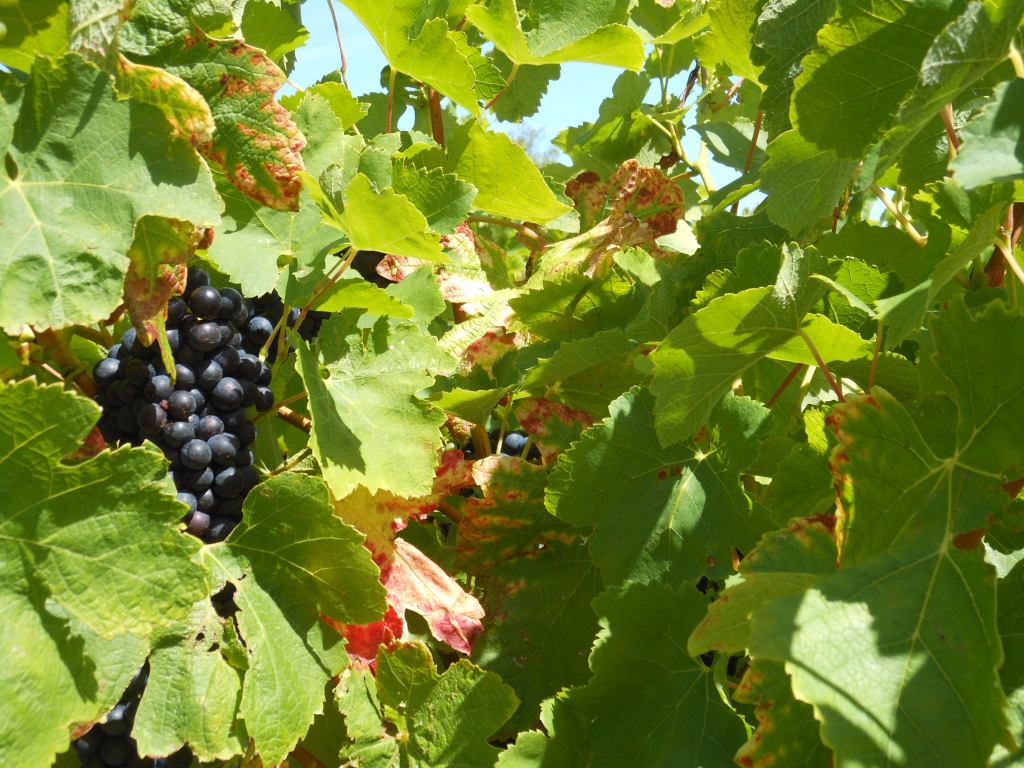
[113,56,216,147]
[466,0,644,70]
[241,0,310,65]
[199,473,386,765]
[444,120,572,224]
[497,697,591,768]
[992,563,1024,767]
[564,581,748,768]
[338,0,482,114]
[951,80,1024,190]
[134,599,247,762]
[337,642,519,768]
[650,243,836,446]
[0,379,206,766]
[207,93,349,300]
[121,0,306,211]
[0,0,68,73]
[547,388,776,587]
[0,53,221,334]
[296,315,456,500]
[455,456,603,735]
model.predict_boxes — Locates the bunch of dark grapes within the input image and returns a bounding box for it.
[71,665,193,768]
[246,291,330,362]
[92,267,275,545]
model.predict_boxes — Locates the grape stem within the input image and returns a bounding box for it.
[386,67,397,133]
[941,103,960,161]
[325,0,349,88]
[797,329,845,403]
[485,62,519,111]
[731,109,762,214]
[870,184,926,246]
[869,319,884,390]
[268,447,312,478]
[466,216,551,245]
[765,363,805,408]
[277,404,312,434]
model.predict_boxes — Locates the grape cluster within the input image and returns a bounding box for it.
[93,267,275,545]
[249,291,330,362]
[71,666,193,768]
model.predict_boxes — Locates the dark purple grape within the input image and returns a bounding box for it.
[186,267,210,295]
[176,492,197,515]
[177,342,203,366]
[246,315,274,346]
[167,297,186,324]
[185,510,211,538]
[229,331,244,348]
[217,494,246,520]
[217,321,234,345]
[189,285,222,319]
[116,406,137,433]
[189,388,207,413]
[107,343,123,359]
[218,287,243,320]
[255,362,272,386]
[165,328,180,352]
[239,465,259,493]
[162,445,181,468]
[74,731,101,756]
[137,403,167,433]
[230,299,251,327]
[194,359,223,391]
[213,466,245,498]
[239,379,259,407]
[205,518,236,543]
[114,381,140,404]
[501,432,529,455]
[132,397,148,416]
[197,414,224,441]
[163,420,195,448]
[145,375,173,402]
[237,354,260,380]
[124,358,151,386]
[181,439,212,470]
[212,377,243,409]
[173,364,195,390]
[255,387,275,412]
[235,449,254,468]
[220,407,247,433]
[101,736,130,766]
[167,390,197,420]
[212,345,239,374]
[180,466,214,493]
[188,322,222,352]
[237,420,257,446]
[99,702,130,736]
[121,328,138,351]
[93,358,121,389]
[208,433,238,464]
[197,489,217,513]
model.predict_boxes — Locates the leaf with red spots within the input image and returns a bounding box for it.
[548,387,776,588]
[121,0,306,211]
[512,396,594,463]
[329,450,484,659]
[732,659,832,768]
[453,456,602,735]
[565,160,686,235]
[114,56,215,146]
[123,216,207,375]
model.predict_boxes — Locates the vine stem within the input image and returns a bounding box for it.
[325,0,349,88]
[941,103,960,160]
[255,391,307,423]
[713,77,744,112]
[268,447,313,478]
[386,67,397,133]
[765,363,805,408]
[259,310,289,362]
[467,216,551,245]
[277,405,312,434]
[471,423,492,459]
[428,88,446,149]
[871,184,927,247]
[797,329,845,402]
[869,319,884,390]
[730,110,762,214]
[1009,41,1024,79]
[485,62,519,111]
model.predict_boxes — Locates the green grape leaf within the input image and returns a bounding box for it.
[241,0,310,65]
[694,118,767,173]
[0,53,220,334]
[548,387,776,587]
[466,0,644,70]
[763,439,836,523]
[521,330,647,416]
[314,276,415,318]
[312,173,449,261]
[732,658,832,768]
[283,81,369,130]
[455,457,603,734]
[951,80,1024,190]
[207,94,349,301]
[338,0,481,114]
[113,57,216,146]
[121,0,306,211]
[766,313,875,365]
[338,642,520,768]
[761,129,860,235]
[296,315,456,499]
[489,50,560,123]
[0,379,206,766]
[992,563,1024,767]
[392,160,478,235]
[134,600,247,762]
[68,0,132,60]
[199,473,386,765]
[816,220,923,285]
[511,272,644,343]
[497,697,591,768]
[565,581,748,768]
[693,0,763,81]
[651,243,836,446]
[430,387,507,425]
[0,0,68,73]
[753,0,836,137]
[445,120,571,223]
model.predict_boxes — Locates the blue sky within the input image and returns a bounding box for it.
[286,2,746,193]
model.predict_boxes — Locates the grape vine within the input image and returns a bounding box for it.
[2,1,1024,767]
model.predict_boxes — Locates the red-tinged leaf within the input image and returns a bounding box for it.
[115,56,215,147]
[513,396,594,463]
[376,254,423,283]
[437,224,515,304]
[566,160,686,235]
[453,455,602,734]
[123,217,206,375]
[463,330,520,375]
[332,450,482,657]
[324,605,404,669]
[121,5,306,211]
[65,426,108,459]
